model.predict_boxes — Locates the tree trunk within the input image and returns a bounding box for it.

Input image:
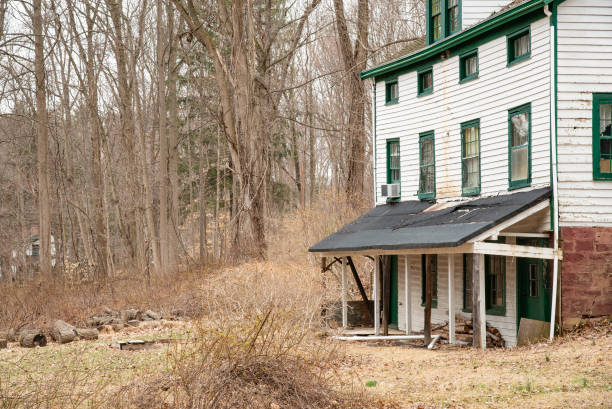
[157,0,169,273]
[33,0,52,275]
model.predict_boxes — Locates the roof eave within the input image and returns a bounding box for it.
[360,0,546,80]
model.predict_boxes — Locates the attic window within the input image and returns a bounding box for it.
[459,50,478,83]
[507,27,531,66]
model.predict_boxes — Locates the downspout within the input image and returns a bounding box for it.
[544,4,560,342]
[372,81,377,205]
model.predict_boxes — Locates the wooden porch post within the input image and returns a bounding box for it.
[472,253,486,349]
[404,255,411,334]
[424,254,433,345]
[341,256,347,329]
[448,254,455,344]
[382,256,390,336]
[374,255,380,335]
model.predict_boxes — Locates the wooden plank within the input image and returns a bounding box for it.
[374,255,380,335]
[404,255,411,334]
[346,257,372,318]
[472,242,562,260]
[311,243,475,258]
[469,200,550,243]
[498,232,550,238]
[472,254,486,349]
[341,257,347,329]
[424,254,434,345]
[448,254,455,344]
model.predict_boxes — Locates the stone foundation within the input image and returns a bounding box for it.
[560,226,612,323]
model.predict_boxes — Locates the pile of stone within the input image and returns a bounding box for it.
[86,308,164,332]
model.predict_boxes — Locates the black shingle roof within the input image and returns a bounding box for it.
[308,188,551,253]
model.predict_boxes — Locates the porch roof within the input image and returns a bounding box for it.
[308,187,551,254]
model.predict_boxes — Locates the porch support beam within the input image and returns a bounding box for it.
[448,254,455,344]
[472,253,486,349]
[472,242,562,260]
[469,200,549,243]
[341,257,347,329]
[373,255,380,335]
[404,255,411,334]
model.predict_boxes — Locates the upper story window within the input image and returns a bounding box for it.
[508,103,531,190]
[507,26,531,66]
[428,0,462,44]
[386,139,400,184]
[385,79,399,105]
[593,93,612,180]
[418,131,435,200]
[459,49,478,83]
[461,119,480,196]
[418,68,433,96]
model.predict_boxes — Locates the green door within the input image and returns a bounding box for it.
[517,239,552,324]
[390,255,399,326]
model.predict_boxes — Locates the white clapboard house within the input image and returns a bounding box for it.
[310,0,612,348]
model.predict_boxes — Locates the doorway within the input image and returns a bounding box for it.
[516,238,552,325]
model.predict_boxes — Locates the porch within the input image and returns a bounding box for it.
[310,188,562,348]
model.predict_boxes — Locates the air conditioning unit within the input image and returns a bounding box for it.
[381,183,401,199]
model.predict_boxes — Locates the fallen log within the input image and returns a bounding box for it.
[19,329,47,348]
[76,328,99,340]
[52,320,77,344]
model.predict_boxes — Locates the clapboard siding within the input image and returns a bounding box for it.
[397,249,518,347]
[462,1,514,29]
[375,17,551,204]
[556,0,612,227]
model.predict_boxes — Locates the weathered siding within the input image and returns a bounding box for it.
[556,0,612,227]
[462,0,514,29]
[374,17,551,205]
[397,250,519,347]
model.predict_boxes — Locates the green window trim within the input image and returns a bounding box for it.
[426,0,462,45]
[462,249,507,316]
[593,93,612,180]
[418,131,436,200]
[421,254,438,308]
[461,118,481,196]
[385,79,399,105]
[508,103,532,190]
[507,26,531,67]
[417,67,434,97]
[459,49,478,83]
[386,139,401,203]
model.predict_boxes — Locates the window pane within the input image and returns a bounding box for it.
[421,137,434,164]
[601,139,612,173]
[513,34,529,58]
[511,112,529,147]
[432,0,441,15]
[600,103,611,136]
[529,264,538,297]
[488,255,505,307]
[433,15,441,40]
[423,71,433,90]
[420,166,434,193]
[465,55,477,76]
[390,82,399,100]
[511,145,528,181]
[448,2,459,33]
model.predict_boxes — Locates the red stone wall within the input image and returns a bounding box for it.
[560,227,612,321]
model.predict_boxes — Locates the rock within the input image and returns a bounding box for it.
[91,315,113,327]
[52,320,77,344]
[126,320,140,327]
[121,308,140,322]
[75,328,99,340]
[19,329,47,348]
[144,310,162,321]
[0,339,7,349]
[112,323,125,332]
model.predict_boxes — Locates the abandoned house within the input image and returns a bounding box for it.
[310,0,612,347]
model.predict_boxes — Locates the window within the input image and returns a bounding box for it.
[486,255,505,315]
[418,68,433,96]
[386,139,400,184]
[508,103,531,189]
[419,131,435,200]
[463,252,506,316]
[593,93,612,180]
[461,119,480,196]
[528,264,539,297]
[430,0,442,43]
[427,0,461,44]
[421,254,438,308]
[459,50,478,83]
[385,79,399,105]
[507,27,531,66]
[447,0,460,35]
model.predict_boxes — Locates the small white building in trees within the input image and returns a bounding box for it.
[310,0,612,347]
